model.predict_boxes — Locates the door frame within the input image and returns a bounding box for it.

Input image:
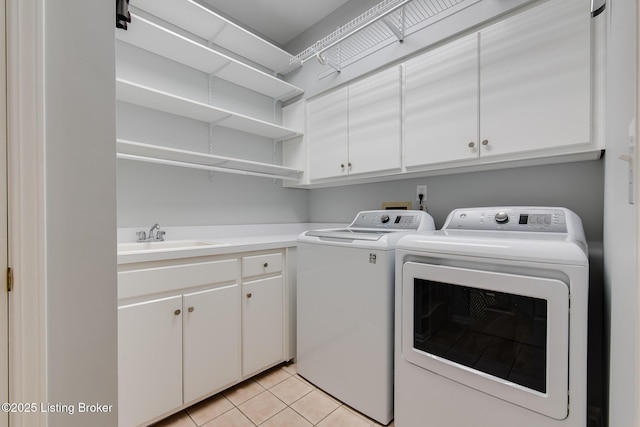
[6,0,47,425]
[0,0,8,424]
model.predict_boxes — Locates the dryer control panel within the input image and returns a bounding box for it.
[445,207,568,233]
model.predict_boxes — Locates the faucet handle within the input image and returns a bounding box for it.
[136,231,146,242]
[156,230,166,241]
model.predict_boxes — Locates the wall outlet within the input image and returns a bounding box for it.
[416,185,427,202]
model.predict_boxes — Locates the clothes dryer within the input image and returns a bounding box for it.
[395,207,588,427]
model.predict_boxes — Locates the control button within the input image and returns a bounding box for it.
[495,212,509,224]
[381,214,390,224]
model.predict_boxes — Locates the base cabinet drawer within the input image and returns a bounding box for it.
[242,253,283,278]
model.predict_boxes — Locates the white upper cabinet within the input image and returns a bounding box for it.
[404,33,479,167]
[479,0,591,158]
[306,66,402,182]
[307,87,349,181]
[348,66,402,175]
[404,0,592,169]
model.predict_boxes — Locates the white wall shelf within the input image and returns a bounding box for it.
[117,14,303,101]
[131,0,298,75]
[116,78,303,141]
[117,139,303,181]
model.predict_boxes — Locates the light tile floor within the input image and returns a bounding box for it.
[151,361,394,427]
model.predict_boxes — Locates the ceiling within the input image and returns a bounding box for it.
[201,0,352,47]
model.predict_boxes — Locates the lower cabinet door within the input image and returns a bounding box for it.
[183,284,241,403]
[118,295,183,427]
[242,276,284,376]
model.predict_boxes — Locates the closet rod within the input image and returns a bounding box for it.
[292,0,412,65]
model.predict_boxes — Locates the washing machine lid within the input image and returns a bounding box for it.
[304,229,394,241]
[299,210,436,246]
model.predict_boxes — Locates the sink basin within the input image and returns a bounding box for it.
[118,239,227,253]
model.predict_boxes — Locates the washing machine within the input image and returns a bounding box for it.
[297,210,435,425]
[394,207,588,427]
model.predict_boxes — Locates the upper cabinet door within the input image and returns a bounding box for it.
[404,33,479,167]
[348,66,402,175]
[307,87,349,180]
[479,0,591,158]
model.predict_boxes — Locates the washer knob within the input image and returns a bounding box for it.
[495,212,509,224]
[381,214,390,224]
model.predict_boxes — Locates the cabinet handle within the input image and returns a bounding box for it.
[174,309,181,316]
[246,293,252,298]
[482,139,489,146]
[340,163,345,169]
[263,262,268,268]
[468,142,475,148]
[188,307,194,313]
[348,162,352,168]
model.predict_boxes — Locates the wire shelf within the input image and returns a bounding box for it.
[291,0,480,74]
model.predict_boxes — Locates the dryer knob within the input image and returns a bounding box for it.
[495,212,509,224]
[381,214,390,224]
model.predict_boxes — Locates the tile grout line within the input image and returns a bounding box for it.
[251,369,316,426]
[152,362,387,427]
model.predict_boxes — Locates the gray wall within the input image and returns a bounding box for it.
[117,159,309,227]
[309,160,604,242]
[45,1,118,426]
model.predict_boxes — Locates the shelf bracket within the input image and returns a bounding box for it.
[208,123,215,181]
[207,21,227,45]
[208,60,232,77]
[208,69,215,181]
[317,46,342,73]
[381,9,405,41]
[272,140,278,186]
[210,114,233,127]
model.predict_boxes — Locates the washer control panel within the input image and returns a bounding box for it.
[445,207,568,233]
[350,210,431,230]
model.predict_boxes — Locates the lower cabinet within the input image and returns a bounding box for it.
[118,296,183,427]
[242,276,284,377]
[118,250,288,427]
[241,252,285,377]
[183,285,240,403]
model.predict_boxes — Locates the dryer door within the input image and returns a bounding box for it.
[401,262,569,420]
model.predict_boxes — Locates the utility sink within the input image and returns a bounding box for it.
[117,239,228,254]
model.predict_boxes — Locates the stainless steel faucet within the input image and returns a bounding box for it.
[136,223,165,242]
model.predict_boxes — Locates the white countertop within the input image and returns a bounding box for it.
[117,223,345,265]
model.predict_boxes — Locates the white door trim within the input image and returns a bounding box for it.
[0,0,8,424]
[6,0,47,425]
